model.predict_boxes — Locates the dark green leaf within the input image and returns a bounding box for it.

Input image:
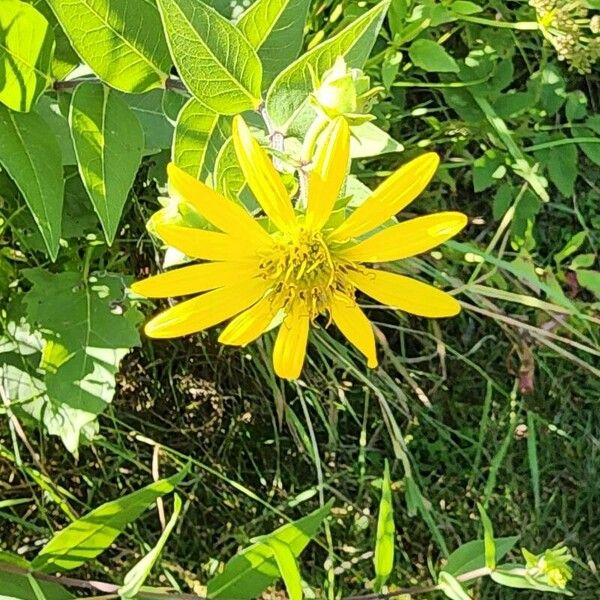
[444,536,520,576]
[409,39,459,73]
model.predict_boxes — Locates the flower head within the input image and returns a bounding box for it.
[522,546,574,590]
[132,116,466,379]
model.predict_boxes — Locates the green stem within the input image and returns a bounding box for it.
[458,15,539,30]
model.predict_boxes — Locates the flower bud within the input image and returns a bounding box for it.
[522,546,574,590]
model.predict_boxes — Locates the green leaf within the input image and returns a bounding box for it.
[31,0,79,80]
[444,536,519,576]
[35,95,76,165]
[476,503,495,569]
[438,571,472,600]
[119,494,183,599]
[214,138,247,202]
[69,83,144,244]
[44,0,171,92]
[451,1,482,14]
[0,105,64,260]
[572,127,600,166]
[31,468,187,572]
[491,565,572,595]
[576,270,600,298]
[266,538,303,600]
[409,39,459,73]
[157,0,262,114]
[237,0,311,86]
[0,0,54,112]
[555,231,587,265]
[0,567,72,600]
[350,122,404,158]
[374,460,395,592]
[173,98,230,179]
[266,0,390,134]
[207,500,333,600]
[538,143,578,197]
[21,269,142,453]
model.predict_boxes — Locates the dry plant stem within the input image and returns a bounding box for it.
[0,560,492,600]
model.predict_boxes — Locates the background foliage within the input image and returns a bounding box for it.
[0,0,598,598]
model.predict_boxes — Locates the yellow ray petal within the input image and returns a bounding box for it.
[218,296,277,346]
[131,261,260,298]
[306,117,350,230]
[232,115,296,232]
[339,212,467,263]
[330,293,378,368]
[167,163,272,247]
[272,304,310,379]
[347,268,461,318]
[330,153,440,242]
[155,223,255,262]
[144,277,269,339]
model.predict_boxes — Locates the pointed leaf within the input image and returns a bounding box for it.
[207,500,333,600]
[0,0,54,112]
[266,539,303,600]
[237,0,310,86]
[444,536,520,576]
[374,460,395,591]
[31,467,187,573]
[69,83,144,243]
[409,39,459,73]
[157,0,262,114]
[266,0,390,134]
[44,0,171,92]
[476,503,495,569]
[0,105,64,259]
[173,98,230,179]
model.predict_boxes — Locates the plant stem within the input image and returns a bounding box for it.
[53,76,188,93]
[458,15,539,30]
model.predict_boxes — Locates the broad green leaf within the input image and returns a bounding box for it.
[157,0,262,114]
[31,467,187,572]
[491,565,572,595]
[21,269,142,454]
[207,500,333,599]
[476,503,495,569]
[266,539,303,600]
[409,39,459,73]
[0,105,64,259]
[173,98,230,179]
[350,122,404,158]
[438,571,472,600]
[451,1,482,14]
[555,231,587,265]
[119,494,183,599]
[237,0,310,86]
[35,95,76,165]
[543,143,578,197]
[44,0,171,92]
[444,536,520,576]
[31,0,79,79]
[374,460,395,592]
[70,83,144,244]
[0,0,54,112]
[266,0,390,134]
[0,568,72,600]
[576,269,600,298]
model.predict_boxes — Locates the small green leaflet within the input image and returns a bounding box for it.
[157,0,263,114]
[44,0,171,92]
[236,0,311,87]
[31,467,187,572]
[0,0,54,113]
[373,460,395,592]
[207,500,333,599]
[119,494,183,598]
[266,0,390,134]
[438,571,472,600]
[173,98,231,179]
[409,39,459,73]
[0,105,64,260]
[69,83,144,244]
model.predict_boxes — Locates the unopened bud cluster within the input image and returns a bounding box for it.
[522,546,574,590]
[530,0,600,73]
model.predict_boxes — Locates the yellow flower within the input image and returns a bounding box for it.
[132,116,467,379]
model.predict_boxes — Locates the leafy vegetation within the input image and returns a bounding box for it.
[1,0,598,598]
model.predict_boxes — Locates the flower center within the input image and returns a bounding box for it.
[259,227,348,317]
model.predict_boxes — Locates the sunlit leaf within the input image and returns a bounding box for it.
[373,460,395,591]
[444,537,520,576]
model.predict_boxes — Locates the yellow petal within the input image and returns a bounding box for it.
[347,268,461,318]
[218,296,276,346]
[144,277,268,338]
[155,223,253,262]
[330,153,440,242]
[167,163,272,247]
[339,212,467,263]
[306,117,350,230]
[330,293,377,368]
[272,304,309,379]
[232,115,296,231]
[131,261,259,298]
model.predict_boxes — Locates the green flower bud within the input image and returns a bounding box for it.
[310,56,380,125]
[522,546,574,590]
